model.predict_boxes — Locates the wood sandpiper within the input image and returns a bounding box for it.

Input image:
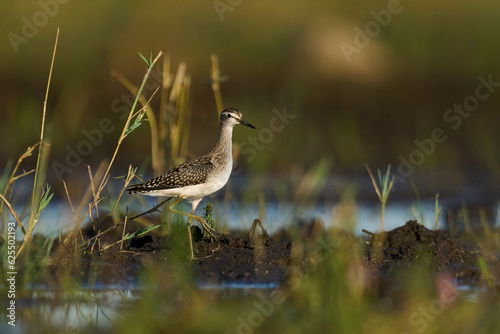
[127,108,255,259]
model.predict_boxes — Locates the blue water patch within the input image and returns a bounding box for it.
[197,281,280,290]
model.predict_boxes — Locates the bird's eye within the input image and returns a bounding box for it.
[227,114,232,118]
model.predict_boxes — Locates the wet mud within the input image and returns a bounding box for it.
[40,220,499,290]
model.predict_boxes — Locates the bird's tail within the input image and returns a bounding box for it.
[127,184,149,195]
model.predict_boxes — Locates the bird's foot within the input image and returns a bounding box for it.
[197,218,219,241]
[188,252,199,261]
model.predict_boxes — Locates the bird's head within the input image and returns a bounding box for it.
[220,108,255,129]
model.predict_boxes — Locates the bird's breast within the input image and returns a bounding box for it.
[208,159,233,191]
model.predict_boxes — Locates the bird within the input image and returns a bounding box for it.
[127,108,255,259]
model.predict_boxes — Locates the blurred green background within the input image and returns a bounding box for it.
[2,0,500,195]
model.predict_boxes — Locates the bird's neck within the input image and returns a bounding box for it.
[211,124,233,158]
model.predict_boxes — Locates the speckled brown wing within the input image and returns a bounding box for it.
[127,155,215,194]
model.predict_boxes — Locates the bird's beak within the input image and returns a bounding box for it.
[238,119,256,129]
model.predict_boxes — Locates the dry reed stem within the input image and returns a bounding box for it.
[0,144,38,220]
[0,194,26,234]
[17,28,59,259]
[210,54,224,113]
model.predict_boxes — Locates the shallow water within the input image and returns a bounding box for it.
[2,278,488,332]
[2,288,139,332]
[6,171,499,239]
[16,197,499,240]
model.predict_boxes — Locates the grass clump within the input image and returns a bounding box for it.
[366,164,395,231]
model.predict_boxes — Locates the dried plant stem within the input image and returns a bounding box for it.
[17,28,59,259]
[210,54,224,113]
[0,144,38,219]
[111,70,161,175]
[434,193,441,230]
[63,162,106,245]
[128,197,171,220]
[97,51,164,197]
[120,214,128,250]
[0,195,26,234]
[168,62,188,166]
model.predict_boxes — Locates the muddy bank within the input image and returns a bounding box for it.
[37,220,499,289]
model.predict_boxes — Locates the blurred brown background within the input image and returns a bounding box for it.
[2,0,500,196]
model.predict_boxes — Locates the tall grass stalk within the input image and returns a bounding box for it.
[111,71,160,175]
[98,51,164,196]
[116,55,192,174]
[176,75,192,164]
[366,164,395,231]
[63,51,164,245]
[16,28,59,258]
[166,61,191,168]
[157,55,170,174]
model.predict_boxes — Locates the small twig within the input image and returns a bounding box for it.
[62,180,85,243]
[118,250,142,255]
[131,85,160,118]
[80,198,171,249]
[101,222,163,252]
[0,194,26,234]
[0,144,37,219]
[361,229,375,237]
[249,218,271,240]
[9,170,35,184]
[79,223,118,248]
[128,197,172,220]
[120,210,128,250]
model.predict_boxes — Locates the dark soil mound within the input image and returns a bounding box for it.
[363,220,481,282]
[194,233,291,285]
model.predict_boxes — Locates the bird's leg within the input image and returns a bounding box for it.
[194,215,219,240]
[186,215,196,261]
[168,198,218,238]
[168,198,196,260]
[168,198,219,259]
